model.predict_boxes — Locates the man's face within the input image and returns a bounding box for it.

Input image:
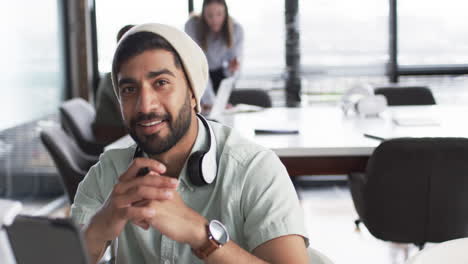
[117,49,196,155]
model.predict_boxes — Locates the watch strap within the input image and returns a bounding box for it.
[192,225,222,259]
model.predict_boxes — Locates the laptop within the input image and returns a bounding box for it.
[208,77,236,120]
[5,215,90,264]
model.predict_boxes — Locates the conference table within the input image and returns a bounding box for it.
[107,105,468,176]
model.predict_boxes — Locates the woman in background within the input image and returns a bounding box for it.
[185,0,244,94]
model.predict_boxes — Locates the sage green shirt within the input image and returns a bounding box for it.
[71,119,308,264]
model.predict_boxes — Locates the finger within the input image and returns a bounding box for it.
[129,186,174,201]
[122,206,156,221]
[129,171,178,187]
[139,173,178,188]
[120,158,167,181]
[113,187,174,208]
[115,172,178,195]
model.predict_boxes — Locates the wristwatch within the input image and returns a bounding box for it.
[192,220,230,259]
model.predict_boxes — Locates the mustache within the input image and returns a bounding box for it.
[130,112,170,127]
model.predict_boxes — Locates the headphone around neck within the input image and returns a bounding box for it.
[133,114,218,186]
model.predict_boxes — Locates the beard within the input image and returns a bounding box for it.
[128,92,192,155]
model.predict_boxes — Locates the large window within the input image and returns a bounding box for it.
[0,1,65,130]
[96,0,285,77]
[95,0,189,73]
[92,1,468,105]
[297,0,388,103]
[222,0,285,75]
[300,0,388,75]
[398,0,468,66]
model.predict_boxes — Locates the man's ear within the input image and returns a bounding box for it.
[189,89,197,109]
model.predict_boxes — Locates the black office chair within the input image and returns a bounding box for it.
[40,126,99,203]
[60,98,106,155]
[374,86,436,106]
[228,89,272,108]
[349,137,468,249]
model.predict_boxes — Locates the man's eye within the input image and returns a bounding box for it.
[121,86,136,95]
[155,80,168,87]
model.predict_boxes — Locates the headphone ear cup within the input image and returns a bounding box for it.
[187,151,206,186]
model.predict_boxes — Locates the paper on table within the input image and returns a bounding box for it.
[392,116,440,126]
[224,104,264,114]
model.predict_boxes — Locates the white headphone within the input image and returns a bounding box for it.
[133,114,218,186]
[341,85,388,117]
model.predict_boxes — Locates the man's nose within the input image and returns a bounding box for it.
[137,82,159,113]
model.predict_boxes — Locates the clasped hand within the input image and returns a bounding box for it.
[92,157,207,248]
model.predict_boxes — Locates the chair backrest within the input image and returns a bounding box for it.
[374,86,436,106]
[60,98,105,155]
[40,126,98,203]
[362,137,468,244]
[228,89,272,108]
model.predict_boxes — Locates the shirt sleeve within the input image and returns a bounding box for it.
[232,22,244,62]
[224,21,244,77]
[240,150,309,252]
[70,158,108,225]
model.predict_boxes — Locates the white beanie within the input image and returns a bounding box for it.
[111,23,209,113]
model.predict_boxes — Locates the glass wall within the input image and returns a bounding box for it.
[398,0,468,65]
[0,1,65,131]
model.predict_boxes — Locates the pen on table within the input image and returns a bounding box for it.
[363,133,385,141]
[254,129,299,135]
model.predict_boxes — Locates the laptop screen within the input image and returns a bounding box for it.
[6,215,90,264]
[208,77,236,120]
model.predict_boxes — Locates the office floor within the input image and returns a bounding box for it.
[297,184,423,264]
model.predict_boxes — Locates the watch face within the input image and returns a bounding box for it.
[209,220,229,245]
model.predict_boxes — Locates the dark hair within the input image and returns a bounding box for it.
[116,25,135,42]
[198,0,233,50]
[112,31,183,78]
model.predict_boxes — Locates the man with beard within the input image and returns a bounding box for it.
[71,23,309,264]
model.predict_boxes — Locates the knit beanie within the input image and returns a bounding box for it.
[111,23,209,113]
